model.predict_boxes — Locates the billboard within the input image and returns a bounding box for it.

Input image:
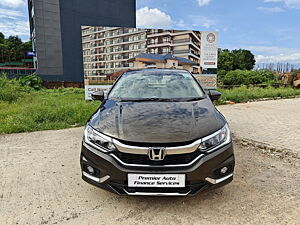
[200,31,218,69]
[81,26,218,99]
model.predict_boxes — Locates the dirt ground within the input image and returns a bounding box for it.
[0,127,299,225]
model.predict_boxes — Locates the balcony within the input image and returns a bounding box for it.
[173,38,191,44]
[147,40,171,45]
[173,50,191,54]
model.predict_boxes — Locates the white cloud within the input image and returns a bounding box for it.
[189,15,216,29]
[0,5,29,39]
[264,0,300,9]
[197,0,212,7]
[256,53,300,64]
[0,8,24,19]
[0,20,29,37]
[136,6,217,30]
[246,45,299,55]
[0,0,25,8]
[175,16,217,30]
[246,46,300,63]
[136,7,172,28]
[257,6,285,13]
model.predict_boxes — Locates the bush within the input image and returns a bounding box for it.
[256,70,277,81]
[292,69,300,80]
[19,74,42,90]
[215,86,300,105]
[0,74,32,103]
[217,69,227,82]
[222,70,276,85]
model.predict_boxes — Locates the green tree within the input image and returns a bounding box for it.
[21,41,33,52]
[218,49,234,71]
[0,34,32,64]
[231,49,256,70]
[0,32,4,44]
[217,48,256,72]
[6,36,23,50]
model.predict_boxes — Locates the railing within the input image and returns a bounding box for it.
[147,41,171,45]
[0,67,36,76]
[173,38,191,44]
[173,50,190,54]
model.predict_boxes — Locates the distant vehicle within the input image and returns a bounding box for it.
[80,69,235,196]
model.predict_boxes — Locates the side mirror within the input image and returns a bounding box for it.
[91,91,105,101]
[209,90,222,101]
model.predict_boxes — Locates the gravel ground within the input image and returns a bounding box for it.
[0,126,299,225]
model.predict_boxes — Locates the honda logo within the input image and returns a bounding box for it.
[148,147,166,161]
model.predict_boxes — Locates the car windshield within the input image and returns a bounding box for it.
[108,70,205,101]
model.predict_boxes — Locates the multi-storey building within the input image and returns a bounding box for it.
[147,29,201,74]
[82,26,147,76]
[27,0,136,83]
[82,27,202,77]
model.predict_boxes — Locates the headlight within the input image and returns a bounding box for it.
[198,124,230,152]
[84,125,116,152]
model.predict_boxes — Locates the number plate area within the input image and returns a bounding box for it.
[128,174,185,188]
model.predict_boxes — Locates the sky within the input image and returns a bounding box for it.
[0,0,300,65]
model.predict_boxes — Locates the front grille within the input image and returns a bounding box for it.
[112,150,202,166]
[125,186,191,194]
[108,181,207,195]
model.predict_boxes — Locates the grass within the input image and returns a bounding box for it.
[0,88,99,134]
[215,86,300,105]
[0,86,300,134]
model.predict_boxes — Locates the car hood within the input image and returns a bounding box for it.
[89,98,226,144]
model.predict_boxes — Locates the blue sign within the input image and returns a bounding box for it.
[26,51,36,57]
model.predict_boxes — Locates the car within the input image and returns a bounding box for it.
[80,69,235,196]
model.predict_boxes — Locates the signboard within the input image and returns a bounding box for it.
[194,74,217,90]
[82,26,219,100]
[26,51,36,57]
[85,85,112,100]
[200,31,218,69]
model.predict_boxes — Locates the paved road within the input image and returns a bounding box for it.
[0,127,299,225]
[218,98,300,153]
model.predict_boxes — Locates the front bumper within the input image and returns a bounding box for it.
[80,142,235,196]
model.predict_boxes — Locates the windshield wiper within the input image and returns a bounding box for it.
[119,98,172,102]
[118,97,204,102]
[184,97,205,101]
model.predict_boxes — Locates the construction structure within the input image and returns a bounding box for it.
[81,27,202,78]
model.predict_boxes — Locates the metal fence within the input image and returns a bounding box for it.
[0,67,36,77]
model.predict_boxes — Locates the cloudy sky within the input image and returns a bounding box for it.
[0,0,300,65]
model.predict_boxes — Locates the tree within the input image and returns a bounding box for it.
[0,33,32,66]
[0,32,4,44]
[6,36,23,51]
[21,41,33,52]
[217,48,256,72]
[231,49,256,70]
[218,49,233,71]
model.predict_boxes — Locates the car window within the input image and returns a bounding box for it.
[108,70,204,100]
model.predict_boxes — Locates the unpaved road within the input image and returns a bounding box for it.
[0,127,299,225]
